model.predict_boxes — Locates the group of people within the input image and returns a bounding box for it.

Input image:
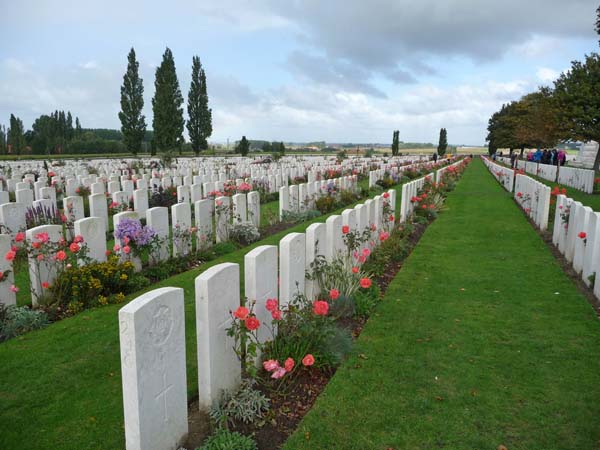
[525,148,567,166]
[491,149,568,168]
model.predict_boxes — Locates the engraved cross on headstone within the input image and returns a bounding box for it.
[155,371,173,423]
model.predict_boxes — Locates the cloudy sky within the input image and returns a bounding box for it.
[1,0,598,145]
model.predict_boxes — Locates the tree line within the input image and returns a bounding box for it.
[487,5,600,169]
[1,46,213,157]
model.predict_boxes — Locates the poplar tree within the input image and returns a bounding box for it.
[119,47,147,156]
[8,114,25,155]
[391,130,399,156]
[437,128,448,156]
[152,47,184,154]
[187,56,212,155]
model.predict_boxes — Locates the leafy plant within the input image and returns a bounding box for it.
[197,428,257,450]
[228,222,260,246]
[209,379,270,427]
[0,304,49,342]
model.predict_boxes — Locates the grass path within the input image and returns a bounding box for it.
[283,158,600,450]
[0,179,402,450]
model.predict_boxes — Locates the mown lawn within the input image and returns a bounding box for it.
[0,177,401,450]
[283,159,600,450]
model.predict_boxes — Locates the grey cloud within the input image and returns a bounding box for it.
[286,51,389,98]
[269,0,597,89]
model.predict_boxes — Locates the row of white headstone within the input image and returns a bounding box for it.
[552,194,600,300]
[117,188,396,450]
[278,176,358,219]
[482,157,515,191]
[399,173,434,222]
[513,174,551,231]
[0,191,260,307]
[498,156,594,194]
[435,159,466,183]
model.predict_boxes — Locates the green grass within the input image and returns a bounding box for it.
[0,179,401,450]
[283,158,600,450]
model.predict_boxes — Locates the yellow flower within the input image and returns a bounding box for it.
[120,274,128,281]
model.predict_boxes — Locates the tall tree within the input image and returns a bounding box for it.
[75,117,82,138]
[119,48,147,156]
[8,114,25,155]
[66,111,74,141]
[0,125,6,154]
[437,128,448,156]
[554,53,600,169]
[187,55,212,155]
[237,136,250,156]
[152,47,184,154]
[391,130,399,156]
[596,5,600,42]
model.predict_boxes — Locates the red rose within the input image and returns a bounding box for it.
[69,243,80,253]
[233,306,249,320]
[342,225,350,234]
[244,316,260,330]
[56,250,67,261]
[352,266,359,274]
[578,232,587,239]
[360,278,372,289]
[284,357,295,372]
[4,250,16,262]
[302,354,315,366]
[329,289,340,300]
[265,298,278,312]
[313,300,329,316]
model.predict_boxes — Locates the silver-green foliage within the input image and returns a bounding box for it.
[0,304,49,342]
[209,379,270,427]
[197,428,257,450]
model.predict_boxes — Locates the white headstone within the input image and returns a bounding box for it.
[232,193,247,223]
[26,224,63,305]
[305,222,327,300]
[0,234,17,306]
[190,199,211,248]
[195,263,241,410]
[0,202,26,237]
[247,191,260,228]
[74,217,107,263]
[279,232,306,308]
[245,245,278,349]
[215,196,230,243]
[146,207,170,263]
[133,189,149,216]
[89,193,109,231]
[119,287,188,450]
[171,203,192,257]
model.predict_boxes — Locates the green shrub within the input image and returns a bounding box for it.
[47,256,136,313]
[281,209,320,224]
[339,189,359,206]
[209,379,270,427]
[0,304,49,342]
[228,223,260,246]
[315,196,336,214]
[353,285,381,318]
[198,428,257,450]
